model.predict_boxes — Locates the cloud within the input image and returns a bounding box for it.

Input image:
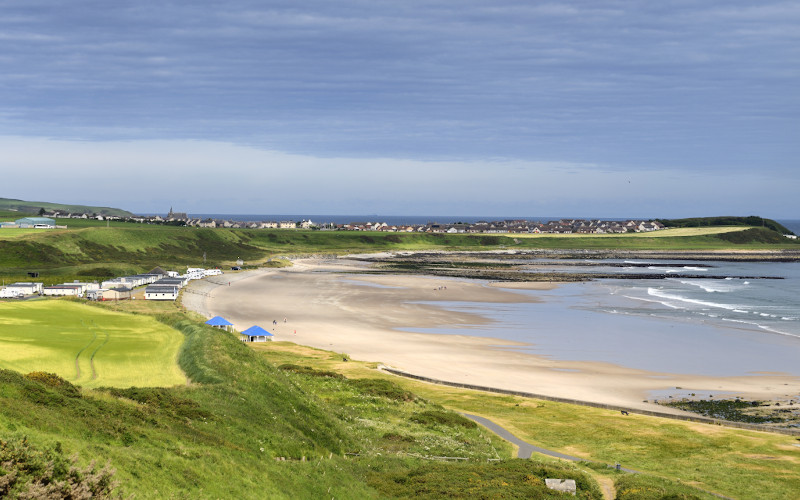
[0,2,796,217]
[0,136,795,218]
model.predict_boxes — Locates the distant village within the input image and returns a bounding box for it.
[1,208,667,304]
[10,207,667,235]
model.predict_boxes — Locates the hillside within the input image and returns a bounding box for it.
[1,300,795,499]
[0,197,133,218]
[2,224,799,498]
[658,215,793,235]
[0,303,605,499]
[0,221,798,285]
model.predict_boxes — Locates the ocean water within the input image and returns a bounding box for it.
[400,260,800,377]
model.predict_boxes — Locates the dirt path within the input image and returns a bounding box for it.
[463,412,630,499]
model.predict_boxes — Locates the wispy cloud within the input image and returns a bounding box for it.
[0,136,795,218]
[0,1,797,215]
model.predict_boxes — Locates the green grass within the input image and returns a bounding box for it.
[1,218,798,498]
[1,224,797,282]
[0,300,186,388]
[0,302,608,498]
[0,197,133,217]
[258,342,800,500]
[659,216,793,235]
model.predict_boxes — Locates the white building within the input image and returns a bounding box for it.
[42,285,83,297]
[2,282,43,296]
[0,287,22,298]
[145,285,180,301]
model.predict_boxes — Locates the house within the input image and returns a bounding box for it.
[144,284,180,301]
[152,277,187,289]
[15,217,56,229]
[184,268,222,280]
[42,284,84,297]
[0,287,23,298]
[87,287,132,301]
[60,281,100,295]
[240,325,273,342]
[2,282,43,296]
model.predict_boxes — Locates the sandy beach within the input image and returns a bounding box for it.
[182,257,800,414]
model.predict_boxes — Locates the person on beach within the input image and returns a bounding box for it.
[273,319,277,325]
[283,317,287,323]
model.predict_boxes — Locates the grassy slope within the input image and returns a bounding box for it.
[514,226,749,238]
[1,222,798,498]
[259,342,800,500]
[0,198,133,217]
[0,300,607,499]
[0,222,797,283]
[0,300,185,388]
[659,216,793,235]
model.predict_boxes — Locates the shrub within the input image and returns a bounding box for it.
[103,387,210,420]
[277,364,346,379]
[350,378,416,401]
[0,437,119,499]
[409,410,477,429]
[24,372,81,398]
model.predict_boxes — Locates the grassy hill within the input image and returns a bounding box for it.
[1,214,798,497]
[0,300,185,388]
[0,301,609,499]
[1,298,796,498]
[0,220,797,285]
[0,197,133,217]
[658,216,793,235]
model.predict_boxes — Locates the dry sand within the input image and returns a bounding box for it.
[182,257,800,414]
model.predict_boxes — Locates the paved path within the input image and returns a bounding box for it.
[462,412,638,473]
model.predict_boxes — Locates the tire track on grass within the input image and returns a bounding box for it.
[88,321,110,380]
[74,320,98,381]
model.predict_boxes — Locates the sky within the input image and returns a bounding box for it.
[1,1,797,218]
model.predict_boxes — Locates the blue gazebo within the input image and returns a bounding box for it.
[205,316,234,332]
[240,325,273,343]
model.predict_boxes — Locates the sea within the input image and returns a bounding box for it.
[401,257,800,378]
[194,214,800,378]
[392,217,799,379]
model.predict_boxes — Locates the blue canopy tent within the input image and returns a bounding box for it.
[241,325,273,342]
[205,316,234,332]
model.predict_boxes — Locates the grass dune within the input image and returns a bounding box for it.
[0,300,185,387]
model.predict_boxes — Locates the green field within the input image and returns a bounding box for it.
[513,226,750,238]
[0,300,185,388]
[0,220,797,286]
[1,210,799,498]
[0,197,134,217]
[259,342,800,500]
[1,294,798,497]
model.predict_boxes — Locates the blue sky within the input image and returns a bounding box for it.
[1,1,797,218]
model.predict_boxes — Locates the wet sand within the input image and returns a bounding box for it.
[182,258,800,414]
